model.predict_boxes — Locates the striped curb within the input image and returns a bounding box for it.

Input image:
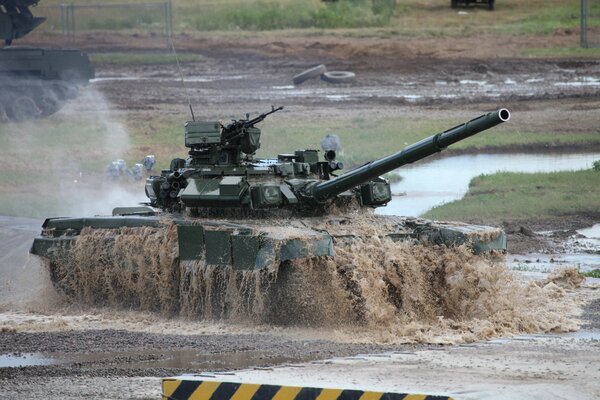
[162,379,454,400]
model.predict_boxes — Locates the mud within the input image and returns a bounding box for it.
[46,219,578,345]
[89,56,600,119]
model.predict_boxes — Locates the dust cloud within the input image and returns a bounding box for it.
[0,85,145,219]
[45,86,146,217]
[0,86,143,315]
[46,221,580,344]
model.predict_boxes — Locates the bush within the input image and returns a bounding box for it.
[593,160,600,171]
[582,269,600,278]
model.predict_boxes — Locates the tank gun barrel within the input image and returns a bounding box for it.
[312,108,510,202]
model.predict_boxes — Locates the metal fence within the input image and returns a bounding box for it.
[581,0,600,48]
[36,1,172,43]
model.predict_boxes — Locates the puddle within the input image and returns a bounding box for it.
[326,95,351,101]
[0,349,306,370]
[90,76,146,83]
[184,75,247,83]
[564,330,600,340]
[379,152,600,217]
[459,80,487,85]
[579,224,600,239]
[554,77,600,87]
[0,353,57,368]
[508,253,600,273]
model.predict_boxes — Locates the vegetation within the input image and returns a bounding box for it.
[521,48,600,58]
[424,169,600,222]
[582,269,600,278]
[91,52,203,65]
[36,0,596,40]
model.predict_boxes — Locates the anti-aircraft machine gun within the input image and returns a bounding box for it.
[0,0,94,121]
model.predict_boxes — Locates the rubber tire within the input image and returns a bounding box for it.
[320,71,356,84]
[293,64,327,85]
[451,0,458,8]
[0,103,6,122]
[488,0,495,10]
[6,96,39,122]
[36,95,63,117]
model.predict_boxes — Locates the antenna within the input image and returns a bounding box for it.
[169,35,195,121]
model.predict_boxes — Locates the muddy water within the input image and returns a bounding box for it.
[48,221,578,344]
[381,152,600,217]
[0,349,304,369]
[508,223,600,273]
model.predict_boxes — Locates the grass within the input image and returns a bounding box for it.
[424,169,600,222]
[91,52,204,65]
[582,269,600,278]
[521,47,600,58]
[35,0,593,39]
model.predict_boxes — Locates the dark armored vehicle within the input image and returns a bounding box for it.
[30,107,510,321]
[451,0,495,11]
[0,0,94,121]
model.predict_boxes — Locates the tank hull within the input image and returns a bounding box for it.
[0,46,94,121]
[30,211,506,321]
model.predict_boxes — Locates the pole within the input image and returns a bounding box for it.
[581,0,588,48]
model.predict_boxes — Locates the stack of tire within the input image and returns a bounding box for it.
[293,64,355,85]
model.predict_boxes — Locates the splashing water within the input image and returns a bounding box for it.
[47,221,578,344]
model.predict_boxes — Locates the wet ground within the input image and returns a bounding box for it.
[1,32,600,399]
[93,56,600,118]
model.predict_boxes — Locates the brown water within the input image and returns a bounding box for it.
[47,220,579,344]
[0,349,306,369]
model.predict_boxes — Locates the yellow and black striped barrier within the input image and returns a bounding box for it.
[162,378,454,400]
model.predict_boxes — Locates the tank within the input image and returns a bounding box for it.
[0,0,94,121]
[29,108,511,321]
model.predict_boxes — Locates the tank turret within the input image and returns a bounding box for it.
[145,108,510,215]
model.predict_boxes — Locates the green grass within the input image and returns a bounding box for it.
[36,0,590,39]
[582,269,600,278]
[495,2,581,35]
[521,47,600,58]
[424,169,600,222]
[91,52,204,65]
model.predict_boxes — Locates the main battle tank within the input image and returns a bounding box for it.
[30,107,511,323]
[0,0,94,121]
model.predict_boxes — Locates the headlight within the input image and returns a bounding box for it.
[251,185,282,208]
[263,186,281,204]
[361,181,391,206]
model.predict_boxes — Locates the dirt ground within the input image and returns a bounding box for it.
[1,31,599,399]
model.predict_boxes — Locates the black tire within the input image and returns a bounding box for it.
[451,0,458,8]
[488,0,495,10]
[292,64,327,85]
[36,95,63,117]
[320,71,356,84]
[0,103,7,122]
[6,96,39,122]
